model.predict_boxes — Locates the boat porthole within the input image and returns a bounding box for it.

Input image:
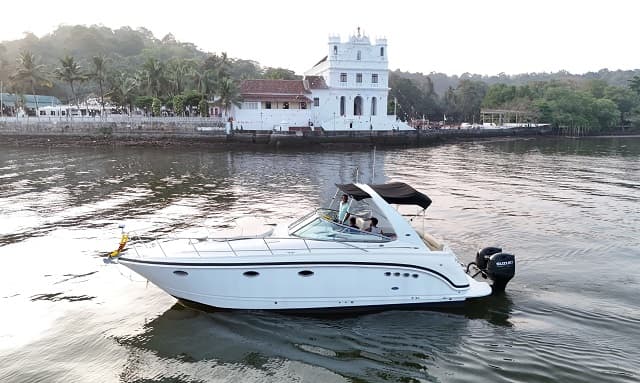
[391,286,399,290]
[412,274,419,278]
[394,272,400,277]
[403,273,410,277]
[243,271,260,277]
[173,270,188,276]
[384,272,391,276]
[298,270,314,277]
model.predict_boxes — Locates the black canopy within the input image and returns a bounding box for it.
[336,182,432,210]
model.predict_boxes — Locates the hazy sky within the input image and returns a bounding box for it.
[1,0,637,76]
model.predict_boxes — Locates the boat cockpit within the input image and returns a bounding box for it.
[290,208,391,242]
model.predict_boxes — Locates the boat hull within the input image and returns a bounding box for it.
[118,256,491,311]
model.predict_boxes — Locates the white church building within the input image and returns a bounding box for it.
[231,30,413,132]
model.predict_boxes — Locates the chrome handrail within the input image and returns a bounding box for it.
[126,234,416,259]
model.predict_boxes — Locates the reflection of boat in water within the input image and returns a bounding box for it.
[109,182,515,312]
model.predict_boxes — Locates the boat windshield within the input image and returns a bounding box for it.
[291,211,391,243]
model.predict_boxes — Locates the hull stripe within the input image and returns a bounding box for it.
[118,258,471,289]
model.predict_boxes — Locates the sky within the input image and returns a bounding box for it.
[1,0,638,76]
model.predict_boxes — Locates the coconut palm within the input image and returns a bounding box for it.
[217,77,241,116]
[10,51,51,112]
[141,57,167,98]
[54,55,86,107]
[167,58,194,96]
[90,55,108,114]
[109,73,138,115]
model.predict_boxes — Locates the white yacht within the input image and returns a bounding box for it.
[108,183,515,312]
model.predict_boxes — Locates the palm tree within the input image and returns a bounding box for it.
[54,55,86,107]
[109,73,138,115]
[141,57,167,98]
[217,77,241,116]
[167,58,195,96]
[10,51,51,112]
[90,55,107,115]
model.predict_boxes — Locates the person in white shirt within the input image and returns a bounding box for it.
[337,194,351,223]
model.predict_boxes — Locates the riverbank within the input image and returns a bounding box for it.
[0,118,558,148]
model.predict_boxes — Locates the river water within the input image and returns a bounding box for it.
[0,137,638,382]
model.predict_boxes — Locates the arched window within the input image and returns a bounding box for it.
[380,47,384,57]
[371,97,377,116]
[357,50,361,60]
[333,45,338,55]
[354,96,363,116]
[340,96,346,116]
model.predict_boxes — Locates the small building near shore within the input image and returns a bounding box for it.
[231,29,413,132]
[0,93,62,116]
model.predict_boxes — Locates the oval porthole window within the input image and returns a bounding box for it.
[403,273,410,277]
[412,274,419,278]
[243,271,260,277]
[391,286,399,290]
[173,270,188,276]
[394,272,400,277]
[384,272,391,276]
[298,270,314,277]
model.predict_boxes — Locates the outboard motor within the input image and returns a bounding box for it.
[470,247,516,293]
[475,247,502,270]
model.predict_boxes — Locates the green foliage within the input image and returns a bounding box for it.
[454,79,488,122]
[263,67,300,80]
[629,76,640,96]
[389,71,440,120]
[183,90,204,107]
[172,95,185,116]
[217,77,241,116]
[10,51,52,109]
[152,97,161,116]
[135,95,154,111]
[54,55,86,105]
[198,98,208,117]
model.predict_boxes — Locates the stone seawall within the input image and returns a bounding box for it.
[0,118,553,147]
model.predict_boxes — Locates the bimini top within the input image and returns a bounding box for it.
[336,182,432,210]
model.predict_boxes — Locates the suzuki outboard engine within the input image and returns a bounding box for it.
[472,247,516,293]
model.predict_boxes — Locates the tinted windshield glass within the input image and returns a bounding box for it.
[292,217,389,242]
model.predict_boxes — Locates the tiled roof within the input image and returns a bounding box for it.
[304,76,328,89]
[243,94,312,102]
[240,80,310,95]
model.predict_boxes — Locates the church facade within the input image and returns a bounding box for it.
[231,30,413,132]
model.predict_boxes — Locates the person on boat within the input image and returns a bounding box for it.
[366,217,383,235]
[338,194,351,223]
[348,216,359,230]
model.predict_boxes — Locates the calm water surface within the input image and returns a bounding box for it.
[0,137,638,382]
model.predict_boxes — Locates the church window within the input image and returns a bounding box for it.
[380,47,384,56]
[333,45,338,55]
